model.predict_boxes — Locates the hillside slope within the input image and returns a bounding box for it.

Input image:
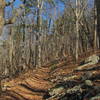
[0,50,100,100]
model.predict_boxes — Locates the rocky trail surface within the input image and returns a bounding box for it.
[0,50,100,100]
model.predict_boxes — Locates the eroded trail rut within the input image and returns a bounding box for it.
[0,67,52,100]
[0,50,100,100]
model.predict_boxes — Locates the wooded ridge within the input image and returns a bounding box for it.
[0,0,100,100]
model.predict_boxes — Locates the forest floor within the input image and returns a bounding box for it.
[0,50,100,100]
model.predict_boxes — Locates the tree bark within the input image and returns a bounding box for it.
[94,2,97,49]
[75,0,79,60]
[37,0,44,67]
[0,0,16,36]
[95,0,100,48]
[0,0,6,35]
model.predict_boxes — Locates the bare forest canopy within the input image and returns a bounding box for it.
[0,0,100,96]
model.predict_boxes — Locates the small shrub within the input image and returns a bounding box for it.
[50,64,57,71]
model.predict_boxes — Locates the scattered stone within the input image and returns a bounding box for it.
[90,94,100,100]
[81,72,93,81]
[85,80,93,86]
[63,75,77,81]
[85,54,99,65]
[76,55,99,70]
[49,86,65,96]
[66,85,82,94]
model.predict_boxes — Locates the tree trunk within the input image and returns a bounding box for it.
[95,0,100,48]
[0,0,6,94]
[0,0,6,36]
[37,0,43,67]
[75,0,79,60]
[0,0,15,36]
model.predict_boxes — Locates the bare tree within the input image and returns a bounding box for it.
[95,0,100,49]
[75,0,87,60]
[0,0,15,35]
[0,0,15,94]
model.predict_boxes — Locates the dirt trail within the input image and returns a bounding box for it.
[0,50,100,100]
[1,67,52,100]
